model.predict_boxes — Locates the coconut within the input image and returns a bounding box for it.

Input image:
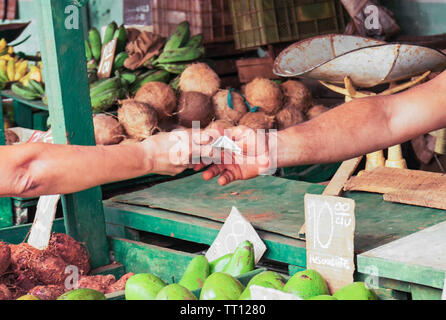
[77,275,116,294]
[118,99,159,140]
[239,112,275,130]
[177,91,214,128]
[119,138,140,145]
[206,120,234,132]
[106,272,135,294]
[212,89,247,125]
[275,104,306,130]
[28,285,66,300]
[0,242,10,275]
[0,284,11,300]
[134,82,177,121]
[280,80,313,114]
[307,105,330,120]
[47,233,90,276]
[179,63,220,97]
[5,130,19,145]
[245,78,283,115]
[93,114,125,146]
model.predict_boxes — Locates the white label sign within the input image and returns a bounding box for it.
[28,195,61,250]
[305,194,356,293]
[98,38,118,79]
[206,207,266,264]
[250,285,302,301]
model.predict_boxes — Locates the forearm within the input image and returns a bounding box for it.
[277,96,397,167]
[0,142,154,197]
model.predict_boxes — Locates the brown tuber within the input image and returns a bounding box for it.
[118,99,159,140]
[280,80,313,114]
[134,81,177,121]
[307,105,330,120]
[212,89,247,125]
[179,63,221,97]
[93,114,125,146]
[106,272,135,294]
[0,242,10,275]
[177,91,214,128]
[28,285,66,300]
[276,104,306,130]
[239,112,275,130]
[245,78,283,115]
[77,275,116,294]
[0,284,11,300]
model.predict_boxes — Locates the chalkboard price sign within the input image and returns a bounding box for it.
[124,0,152,26]
[305,194,356,293]
[97,38,118,79]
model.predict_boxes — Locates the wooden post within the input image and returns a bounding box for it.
[35,0,110,268]
[0,99,13,228]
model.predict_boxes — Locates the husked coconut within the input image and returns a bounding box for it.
[93,114,125,145]
[239,112,275,130]
[280,80,313,113]
[177,91,214,128]
[245,78,283,115]
[5,130,19,145]
[212,89,247,124]
[206,120,234,132]
[118,100,159,140]
[179,63,221,97]
[276,104,306,130]
[134,81,177,121]
[307,105,330,120]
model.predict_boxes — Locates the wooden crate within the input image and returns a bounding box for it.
[236,57,279,83]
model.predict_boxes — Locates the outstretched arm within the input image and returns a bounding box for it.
[277,71,446,167]
[0,131,192,198]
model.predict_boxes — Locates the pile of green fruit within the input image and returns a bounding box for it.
[86,21,206,114]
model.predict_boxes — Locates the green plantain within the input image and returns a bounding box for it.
[103,21,118,49]
[186,34,203,48]
[155,47,203,64]
[164,21,190,51]
[88,28,102,61]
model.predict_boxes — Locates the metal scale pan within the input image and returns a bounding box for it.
[273,34,446,88]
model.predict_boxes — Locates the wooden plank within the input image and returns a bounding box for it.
[13,100,33,129]
[103,201,308,268]
[0,218,65,244]
[36,0,109,268]
[411,283,443,300]
[358,221,446,290]
[2,90,48,112]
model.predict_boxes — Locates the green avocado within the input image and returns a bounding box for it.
[239,271,287,300]
[333,282,378,300]
[283,269,330,300]
[308,295,338,300]
[179,255,210,291]
[57,288,106,300]
[222,241,255,277]
[209,253,233,274]
[125,273,167,300]
[156,284,198,300]
[200,272,245,300]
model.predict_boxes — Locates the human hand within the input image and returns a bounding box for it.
[194,125,277,186]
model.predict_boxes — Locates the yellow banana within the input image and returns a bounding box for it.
[0,39,7,52]
[14,61,28,81]
[7,60,15,82]
[0,60,6,72]
[0,54,14,61]
[8,46,13,55]
[29,67,42,83]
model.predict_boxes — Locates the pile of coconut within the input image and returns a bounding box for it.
[0,234,133,300]
[92,63,330,146]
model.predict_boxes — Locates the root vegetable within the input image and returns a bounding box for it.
[212,89,247,124]
[77,275,116,294]
[307,105,330,120]
[118,99,159,140]
[0,242,10,275]
[47,233,90,276]
[0,284,11,300]
[245,78,283,115]
[280,80,313,114]
[239,112,275,130]
[179,63,220,97]
[93,114,125,146]
[106,272,135,294]
[135,82,177,121]
[5,130,19,145]
[177,91,214,128]
[275,104,306,130]
[28,285,66,300]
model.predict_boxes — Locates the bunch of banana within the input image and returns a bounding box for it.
[152,22,205,74]
[20,65,43,86]
[89,76,122,113]
[11,80,45,101]
[86,22,128,63]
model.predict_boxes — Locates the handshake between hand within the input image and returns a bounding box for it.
[145,125,278,186]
